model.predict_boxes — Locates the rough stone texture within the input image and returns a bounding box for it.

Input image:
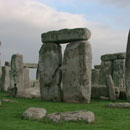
[99,60,113,85]
[24,63,38,68]
[23,68,30,89]
[0,60,2,77]
[17,87,40,98]
[92,69,100,85]
[47,111,95,123]
[100,96,109,100]
[8,54,24,97]
[41,28,91,44]
[113,59,125,88]
[0,66,10,91]
[125,30,130,101]
[62,40,92,103]
[106,75,116,101]
[115,87,120,99]
[33,80,40,88]
[23,107,46,119]
[39,43,62,101]
[101,52,126,61]
[91,85,108,99]
[108,103,130,108]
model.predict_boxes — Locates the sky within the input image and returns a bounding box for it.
[0,0,130,78]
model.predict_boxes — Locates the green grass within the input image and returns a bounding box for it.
[0,92,130,130]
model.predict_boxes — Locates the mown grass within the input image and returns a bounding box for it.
[0,91,130,130]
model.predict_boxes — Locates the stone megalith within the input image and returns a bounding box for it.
[8,54,24,97]
[1,66,10,91]
[23,68,30,89]
[106,75,116,101]
[38,43,62,101]
[62,40,92,103]
[125,30,130,101]
[0,60,2,77]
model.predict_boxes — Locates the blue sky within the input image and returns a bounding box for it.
[0,0,129,78]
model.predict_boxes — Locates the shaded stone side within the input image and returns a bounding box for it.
[0,66,10,91]
[125,30,130,101]
[92,69,100,85]
[62,40,92,103]
[39,43,62,101]
[8,54,24,97]
[23,68,30,89]
[113,59,125,88]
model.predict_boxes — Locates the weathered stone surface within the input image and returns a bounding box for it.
[2,98,18,103]
[101,52,126,61]
[0,66,10,91]
[115,87,120,99]
[23,68,30,89]
[0,60,2,77]
[33,80,40,88]
[23,107,46,119]
[17,87,40,98]
[92,69,100,85]
[62,41,92,103]
[91,85,108,99]
[39,43,62,101]
[8,54,24,97]
[24,63,38,68]
[108,103,130,108]
[47,111,95,123]
[113,59,125,88]
[99,60,113,85]
[41,28,91,44]
[106,75,116,101]
[125,30,130,101]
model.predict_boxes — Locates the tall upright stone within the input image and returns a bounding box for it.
[1,66,10,91]
[8,54,24,97]
[38,43,62,101]
[23,68,30,89]
[125,30,130,101]
[62,40,92,103]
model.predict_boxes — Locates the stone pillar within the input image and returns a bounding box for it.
[8,54,24,97]
[125,30,130,101]
[23,68,30,89]
[1,66,10,91]
[113,59,125,88]
[0,60,2,78]
[62,41,92,103]
[92,69,100,85]
[106,75,116,101]
[38,43,62,101]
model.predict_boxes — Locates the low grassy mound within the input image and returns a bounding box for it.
[0,92,130,130]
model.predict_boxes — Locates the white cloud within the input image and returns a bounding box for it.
[0,0,128,69]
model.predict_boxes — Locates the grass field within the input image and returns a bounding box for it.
[0,91,130,130]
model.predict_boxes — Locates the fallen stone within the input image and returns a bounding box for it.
[101,52,126,61]
[41,28,91,44]
[62,40,92,103]
[106,75,116,101]
[2,98,18,103]
[23,107,46,120]
[47,111,95,123]
[100,96,109,100]
[39,43,62,101]
[125,30,130,101]
[108,103,130,108]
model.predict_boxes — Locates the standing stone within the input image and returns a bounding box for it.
[125,30,130,101]
[0,60,2,77]
[113,59,125,88]
[1,66,10,91]
[92,69,100,85]
[23,68,30,89]
[62,40,92,103]
[39,43,62,101]
[99,60,112,85]
[8,54,24,97]
[106,75,116,101]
